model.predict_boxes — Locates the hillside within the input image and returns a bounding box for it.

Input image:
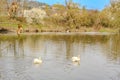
[26,1,49,9]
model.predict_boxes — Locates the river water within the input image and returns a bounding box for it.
[0,32,120,80]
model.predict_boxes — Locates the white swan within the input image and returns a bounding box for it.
[33,57,42,64]
[72,55,80,62]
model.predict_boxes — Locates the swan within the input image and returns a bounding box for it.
[33,57,42,64]
[72,55,80,62]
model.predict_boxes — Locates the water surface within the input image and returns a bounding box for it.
[0,32,120,80]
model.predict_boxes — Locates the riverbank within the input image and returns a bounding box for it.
[0,26,118,34]
[0,16,119,34]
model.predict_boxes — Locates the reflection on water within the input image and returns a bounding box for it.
[0,33,120,80]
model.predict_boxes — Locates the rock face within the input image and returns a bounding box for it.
[24,8,47,24]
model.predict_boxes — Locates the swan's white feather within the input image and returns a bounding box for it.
[33,57,42,64]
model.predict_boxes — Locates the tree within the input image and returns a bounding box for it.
[105,0,120,28]
[8,1,19,19]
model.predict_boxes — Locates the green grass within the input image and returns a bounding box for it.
[0,16,119,33]
[99,28,116,33]
[0,16,28,31]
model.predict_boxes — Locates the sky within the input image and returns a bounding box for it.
[36,0,110,10]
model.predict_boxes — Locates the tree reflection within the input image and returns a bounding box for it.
[0,35,26,57]
[105,34,120,61]
[0,33,119,62]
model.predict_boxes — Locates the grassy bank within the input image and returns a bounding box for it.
[0,16,119,34]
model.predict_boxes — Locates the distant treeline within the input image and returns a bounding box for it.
[44,0,120,30]
[0,0,120,32]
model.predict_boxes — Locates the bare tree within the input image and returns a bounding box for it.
[8,1,19,19]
